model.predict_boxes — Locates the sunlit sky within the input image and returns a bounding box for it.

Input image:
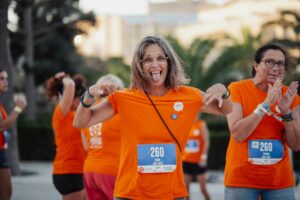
[79,0,230,16]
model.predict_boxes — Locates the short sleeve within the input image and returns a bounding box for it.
[53,104,64,121]
[108,93,119,114]
[228,82,242,104]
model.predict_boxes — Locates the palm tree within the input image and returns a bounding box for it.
[166,35,215,89]
[207,28,261,87]
[167,28,260,89]
[187,39,215,89]
[262,10,300,63]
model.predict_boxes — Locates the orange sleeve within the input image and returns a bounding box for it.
[108,93,119,114]
[53,104,64,122]
[228,81,242,104]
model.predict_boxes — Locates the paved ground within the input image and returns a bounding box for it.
[11,162,300,200]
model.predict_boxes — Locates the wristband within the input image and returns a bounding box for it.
[86,87,94,98]
[201,154,208,160]
[259,103,283,121]
[253,106,265,118]
[262,103,271,113]
[257,103,271,116]
[222,88,230,99]
[80,93,94,108]
[14,106,23,114]
[281,112,293,122]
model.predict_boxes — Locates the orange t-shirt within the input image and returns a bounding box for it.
[225,79,300,189]
[108,86,203,200]
[52,104,85,174]
[182,120,205,163]
[82,114,121,176]
[0,104,8,150]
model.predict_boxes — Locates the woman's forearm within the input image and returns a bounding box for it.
[220,99,233,115]
[73,103,93,128]
[285,119,300,151]
[229,113,263,142]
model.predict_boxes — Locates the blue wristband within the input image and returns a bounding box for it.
[262,103,271,112]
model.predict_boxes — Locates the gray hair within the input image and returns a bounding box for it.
[130,35,190,90]
[97,74,125,90]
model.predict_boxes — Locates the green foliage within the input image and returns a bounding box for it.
[104,57,131,87]
[207,28,261,87]
[10,0,96,85]
[187,39,215,88]
[165,35,189,62]
[166,35,215,89]
[18,113,55,160]
[167,30,260,90]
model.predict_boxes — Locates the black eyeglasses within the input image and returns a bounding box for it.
[261,58,285,70]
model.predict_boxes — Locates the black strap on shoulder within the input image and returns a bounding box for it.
[145,91,182,152]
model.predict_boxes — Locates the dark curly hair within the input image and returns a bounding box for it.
[45,73,86,101]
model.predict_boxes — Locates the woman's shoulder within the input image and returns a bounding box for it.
[115,88,140,95]
[170,86,202,100]
[229,79,251,86]
[113,88,145,100]
[229,79,253,90]
[176,85,201,93]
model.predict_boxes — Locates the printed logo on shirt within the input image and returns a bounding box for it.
[89,123,103,149]
[171,113,178,120]
[173,102,184,112]
[185,139,200,153]
[193,129,200,136]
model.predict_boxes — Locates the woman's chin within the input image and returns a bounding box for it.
[149,80,164,87]
[267,77,281,84]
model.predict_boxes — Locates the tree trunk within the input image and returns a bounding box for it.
[24,1,36,120]
[0,0,21,175]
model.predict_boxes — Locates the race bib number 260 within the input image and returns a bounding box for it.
[248,140,284,165]
[137,143,177,173]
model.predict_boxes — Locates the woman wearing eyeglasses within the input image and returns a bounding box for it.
[225,43,300,200]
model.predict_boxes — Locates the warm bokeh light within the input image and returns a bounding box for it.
[74,34,84,46]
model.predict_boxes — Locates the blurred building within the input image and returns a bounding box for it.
[176,0,300,45]
[75,0,300,63]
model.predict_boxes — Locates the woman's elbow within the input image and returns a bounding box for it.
[290,145,300,152]
[230,131,246,143]
[73,120,79,128]
[223,103,233,115]
[223,107,232,115]
[73,119,84,128]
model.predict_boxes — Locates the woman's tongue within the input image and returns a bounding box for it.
[151,71,161,82]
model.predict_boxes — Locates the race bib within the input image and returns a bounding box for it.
[248,140,284,165]
[185,139,199,153]
[137,143,176,173]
